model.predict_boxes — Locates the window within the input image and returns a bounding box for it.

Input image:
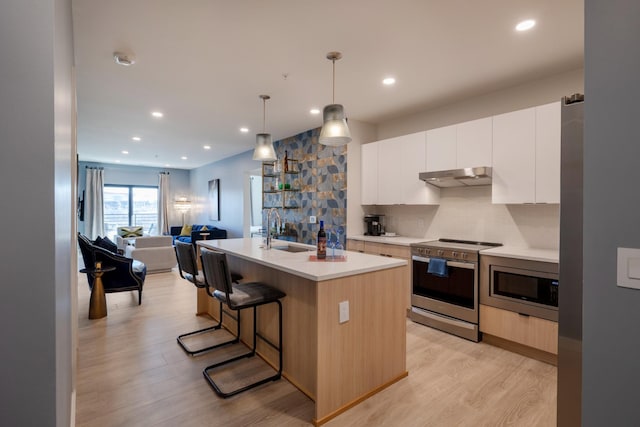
[103,185,158,237]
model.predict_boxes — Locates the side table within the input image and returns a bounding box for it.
[199,232,210,240]
[81,262,116,319]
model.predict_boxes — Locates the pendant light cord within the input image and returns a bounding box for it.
[332,59,336,104]
[262,97,266,132]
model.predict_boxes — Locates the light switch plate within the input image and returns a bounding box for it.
[617,247,640,289]
[310,216,317,224]
[339,300,349,323]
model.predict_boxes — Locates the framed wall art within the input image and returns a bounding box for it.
[208,179,220,221]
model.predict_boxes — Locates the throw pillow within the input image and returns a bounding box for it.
[180,224,193,236]
[118,226,143,237]
[95,236,118,253]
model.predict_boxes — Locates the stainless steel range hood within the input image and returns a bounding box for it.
[419,167,492,188]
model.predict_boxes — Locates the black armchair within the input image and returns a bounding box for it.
[78,233,147,304]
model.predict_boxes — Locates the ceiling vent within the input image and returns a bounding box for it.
[113,52,135,66]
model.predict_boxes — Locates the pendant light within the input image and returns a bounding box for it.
[319,51,352,146]
[252,94,277,161]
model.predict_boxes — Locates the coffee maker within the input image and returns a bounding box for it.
[364,214,385,236]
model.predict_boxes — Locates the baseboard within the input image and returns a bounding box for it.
[482,334,557,366]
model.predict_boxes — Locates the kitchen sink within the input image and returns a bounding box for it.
[272,245,313,253]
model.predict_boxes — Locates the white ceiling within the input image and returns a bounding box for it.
[73,0,583,170]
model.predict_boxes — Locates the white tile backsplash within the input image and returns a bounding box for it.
[368,186,559,249]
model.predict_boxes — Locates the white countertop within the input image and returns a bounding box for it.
[347,235,430,246]
[198,238,407,281]
[480,246,559,263]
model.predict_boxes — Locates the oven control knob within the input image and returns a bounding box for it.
[452,251,458,258]
[461,253,468,259]
[437,250,444,256]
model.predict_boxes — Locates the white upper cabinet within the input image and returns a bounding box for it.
[426,125,457,171]
[377,137,403,204]
[426,118,492,172]
[360,132,439,205]
[535,102,561,203]
[456,117,493,168]
[492,102,561,204]
[492,107,536,204]
[361,142,378,205]
[361,102,560,206]
[402,132,440,204]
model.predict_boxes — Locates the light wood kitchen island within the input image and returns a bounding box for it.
[197,238,408,426]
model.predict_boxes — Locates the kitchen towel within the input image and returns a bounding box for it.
[427,257,449,277]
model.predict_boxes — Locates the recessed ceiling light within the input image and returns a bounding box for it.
[164,164,170,167]
[121,150,129,154]
[181,156,187,160]
[132,136,141,141]
[203,145,211,150]
[151,111,163,118]
[240,127,249,133]
[516,19,536,31]
[115,160,121,163]
[383,77,396,85]
[310,108,321,115]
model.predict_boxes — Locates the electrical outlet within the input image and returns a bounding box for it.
[310,215,317,224]
[339,300,349,323]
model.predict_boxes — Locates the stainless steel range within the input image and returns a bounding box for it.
[409,238,501,342]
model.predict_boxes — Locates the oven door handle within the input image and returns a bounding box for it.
[412,255,476,270]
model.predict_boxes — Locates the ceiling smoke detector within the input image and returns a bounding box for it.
[113,52,135,66]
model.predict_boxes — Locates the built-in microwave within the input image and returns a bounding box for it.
[480,255,559,321]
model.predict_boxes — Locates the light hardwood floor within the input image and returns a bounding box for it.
[76,269,556,426]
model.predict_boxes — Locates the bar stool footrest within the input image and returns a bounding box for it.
[202,351,282,398]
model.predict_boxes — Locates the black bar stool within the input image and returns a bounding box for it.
[174,240,242,356]
[200,247,286,398]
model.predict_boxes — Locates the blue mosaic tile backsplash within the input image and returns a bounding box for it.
[262,128,347,246]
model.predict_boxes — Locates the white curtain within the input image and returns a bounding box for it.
[158,172,170,235]
[85,167,104,239]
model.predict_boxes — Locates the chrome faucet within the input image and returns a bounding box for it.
[265,208,281,249]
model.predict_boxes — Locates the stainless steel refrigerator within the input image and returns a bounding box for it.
[558,93,584,426]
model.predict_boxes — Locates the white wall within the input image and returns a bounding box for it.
[377,68,584,140]
[190,150,257,237]
[0,0,74,425]
[583,1,640,424]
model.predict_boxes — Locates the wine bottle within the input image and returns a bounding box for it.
[284,150,289,173]
[317,220,327,259]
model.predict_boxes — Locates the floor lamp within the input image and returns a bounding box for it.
[174,199,191,225]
